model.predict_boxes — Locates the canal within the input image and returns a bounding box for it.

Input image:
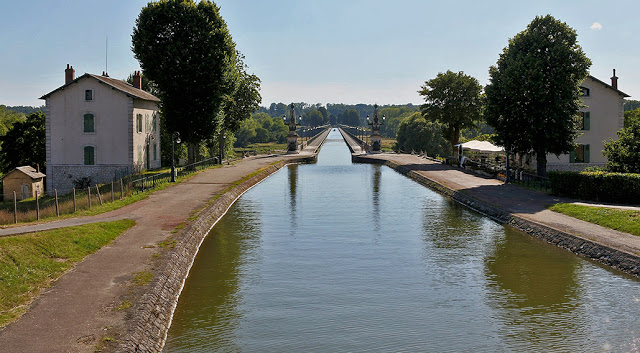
[164,129,640,352]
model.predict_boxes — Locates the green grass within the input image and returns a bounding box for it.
[132,271,153,286]
[0,219,135,327]
[549,203,640,236]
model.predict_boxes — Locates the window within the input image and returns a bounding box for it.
[84,146,95,165]
[136,114,143,133]
[153,143,157,160]
[145,114,149,132]
[85,89,93,101]
[580,86,590,97]
[152,113,157,132]
[138,145,143,163]
[83,113,95,133]
[579,112,590,131]
[570,144,590,163]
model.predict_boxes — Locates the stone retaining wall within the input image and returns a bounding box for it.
[116,158,307,352]
[354,155,640,279]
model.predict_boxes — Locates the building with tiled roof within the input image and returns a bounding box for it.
[40,65,161,193]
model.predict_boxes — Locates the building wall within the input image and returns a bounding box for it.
[48,164,132,194]
[132,100,161,171]
[546,76,625,167]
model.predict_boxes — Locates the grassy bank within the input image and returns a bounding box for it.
[0,219,135,327]
[549,203,640,236]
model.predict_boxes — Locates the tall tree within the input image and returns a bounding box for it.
[132,0,236,164]
[0,112,45,174]
[419,70,483,155]
[395,112,449,157]
[485,15,591,176]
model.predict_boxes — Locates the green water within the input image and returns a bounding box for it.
[164,130,640,352]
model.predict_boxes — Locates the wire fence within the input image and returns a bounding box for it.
[0,157,225,226]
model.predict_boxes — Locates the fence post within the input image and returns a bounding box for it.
[96,185,103,205]
[88,187,91,208]
[36,190,40,221]
[55,189,59,217]
[120,179,124,199]
[111,181,115,203]
[13,191,17,224]
[73,188,77,213]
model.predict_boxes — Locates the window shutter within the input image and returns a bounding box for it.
[84,113,94,133]
[584,112,590,131]
[569,149,575,163]
[584,144,590,163]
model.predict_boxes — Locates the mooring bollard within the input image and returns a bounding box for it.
[55,189,59,217]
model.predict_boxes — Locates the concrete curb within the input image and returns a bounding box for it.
[115,159,305,352]
[353,155,640,279]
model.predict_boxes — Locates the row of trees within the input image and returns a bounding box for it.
[0,106,46,175]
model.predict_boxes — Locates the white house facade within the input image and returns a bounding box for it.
[41,65,161,193]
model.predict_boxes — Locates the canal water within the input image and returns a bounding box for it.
[164,130,640,352]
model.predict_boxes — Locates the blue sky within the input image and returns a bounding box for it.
[1,0,638,107]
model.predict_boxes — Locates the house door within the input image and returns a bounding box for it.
[21,184,30,200]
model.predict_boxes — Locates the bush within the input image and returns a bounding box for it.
[548,170,640,204]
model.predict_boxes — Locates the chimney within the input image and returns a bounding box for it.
[65,64,75,84]
[102,71,109,77]
[36,164,40,174]
[133,71,142,89]
[611,69,618,90]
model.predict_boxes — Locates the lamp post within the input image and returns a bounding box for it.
[171,131,180,182]
[367,104,385,153]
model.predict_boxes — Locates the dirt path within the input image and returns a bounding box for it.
[0,154,306,353]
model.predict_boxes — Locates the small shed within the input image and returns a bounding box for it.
[2,166,46,201]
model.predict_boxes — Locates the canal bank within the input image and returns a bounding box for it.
[0,154,320,353]
[351,152,640,278]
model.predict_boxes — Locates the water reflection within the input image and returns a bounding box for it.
[484,227,584,351]
[370,164,381,234]
[288,164,298,237]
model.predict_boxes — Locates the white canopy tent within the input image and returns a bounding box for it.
[454,140,504,153]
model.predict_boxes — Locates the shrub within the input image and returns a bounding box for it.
[548,170,640,204]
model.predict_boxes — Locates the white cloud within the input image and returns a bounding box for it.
[590,22,603,30]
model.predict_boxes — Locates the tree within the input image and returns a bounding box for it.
[624,100,640,112]
[132,0,237,164]
[395,112,449,157]
[485,15,591,176]
[624,108,640,128]
[419,70,483,155]
[0,105,25,136]
[603,119,640,173]
[306,110,324,127]
[0,112,45,174]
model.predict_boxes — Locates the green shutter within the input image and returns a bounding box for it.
[84,146,94,165]
[84,113,94,133]
[584,112,590,131]
[569,149,575,163]
[584,144,590,163]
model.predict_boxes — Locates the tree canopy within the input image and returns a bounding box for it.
[395,112,449,157]
[485,15,591,176]
[0,112,45,174]
[419,70,483,155]
[131,0,236,150]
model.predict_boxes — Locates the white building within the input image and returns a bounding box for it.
[41,65,161,193]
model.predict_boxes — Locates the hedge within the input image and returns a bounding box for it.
[548,171,640,204]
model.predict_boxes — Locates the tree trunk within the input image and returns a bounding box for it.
[187,142,197,168]
[536,150,547,177]
[450,125,460,156]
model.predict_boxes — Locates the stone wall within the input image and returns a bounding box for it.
[48,164,132,195]
[355,156,640,279]
[116,159,304,353]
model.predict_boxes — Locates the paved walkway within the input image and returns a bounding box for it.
[0,152,310,353]
[355,152,640,257]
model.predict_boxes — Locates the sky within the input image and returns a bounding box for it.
[1,0,639,107]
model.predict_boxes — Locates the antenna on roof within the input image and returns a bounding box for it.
[105,36,108,76]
